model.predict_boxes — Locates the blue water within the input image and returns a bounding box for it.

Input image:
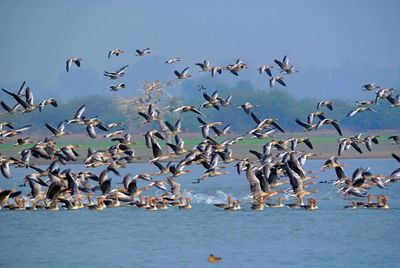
[0,158,399,268]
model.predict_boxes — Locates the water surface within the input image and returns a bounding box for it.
[0,158,399,268]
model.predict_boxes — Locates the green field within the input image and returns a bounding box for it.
[1,135,397,165]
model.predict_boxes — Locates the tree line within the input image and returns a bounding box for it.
[1,80,398,139]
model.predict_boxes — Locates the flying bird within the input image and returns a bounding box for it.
[108,49,125,58]
[135,48,151,56]
[66,57,83,72]
[174,67,192,79]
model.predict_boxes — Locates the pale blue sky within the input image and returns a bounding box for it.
[0,0,399,99]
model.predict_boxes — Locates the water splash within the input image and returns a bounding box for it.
[186,190,232,204]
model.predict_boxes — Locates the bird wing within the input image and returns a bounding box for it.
[195,63,205,69]
[250,112,261,125]
[283,55,289,65]
[45,123,59,135]
[331,122,343,136]
[277,78,286,86]
[316,119,326,129]
[269,77,275,88]
[168,178,182,196]
[307,113,314,124]
[174,70,181,78]
[190,107,206,117]
[249,150,263,160]
[274,59,284,69]
[74,105,86,119]
[229,69,238,76]
[151,139,162,158]
[1,162,11,178]
[285,164,303,194]
[365,139,372,151]
[246,166,262,196]
[66,59,72,72]
[350,142,363,154]
[211,125,222,136]
[182,67,189,75]
[57,121,65,132]
[86,124,97,138]
[2,89,30,109]
[138,112,151,121]
[335,166,347,180]
[1,101,13,113]
[153,161,167,172]
[265,68,272,77]
[295,118,312,129]
[117,65,129,74]
[175,135,184,147]
[222,124,231,133]
[172,120,181,131]
[203,93,212,102]
[392,153,400,163]
[165,121,175,132]
[347,108,359,117]
[18,81,26,96]
[303,139,313,149]
[166,143,180,153]
[271,121,285,133]
[25,87,34,106]
[148,104,155,117]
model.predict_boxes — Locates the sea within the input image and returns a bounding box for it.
[0,158,399,268]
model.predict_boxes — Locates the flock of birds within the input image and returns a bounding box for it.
[0,47,399,213]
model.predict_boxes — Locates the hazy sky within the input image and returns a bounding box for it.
[1,0,399,99]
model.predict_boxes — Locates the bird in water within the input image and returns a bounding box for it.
[208,254,221,263]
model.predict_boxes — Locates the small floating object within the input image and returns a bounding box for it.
[208,254,221,263]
